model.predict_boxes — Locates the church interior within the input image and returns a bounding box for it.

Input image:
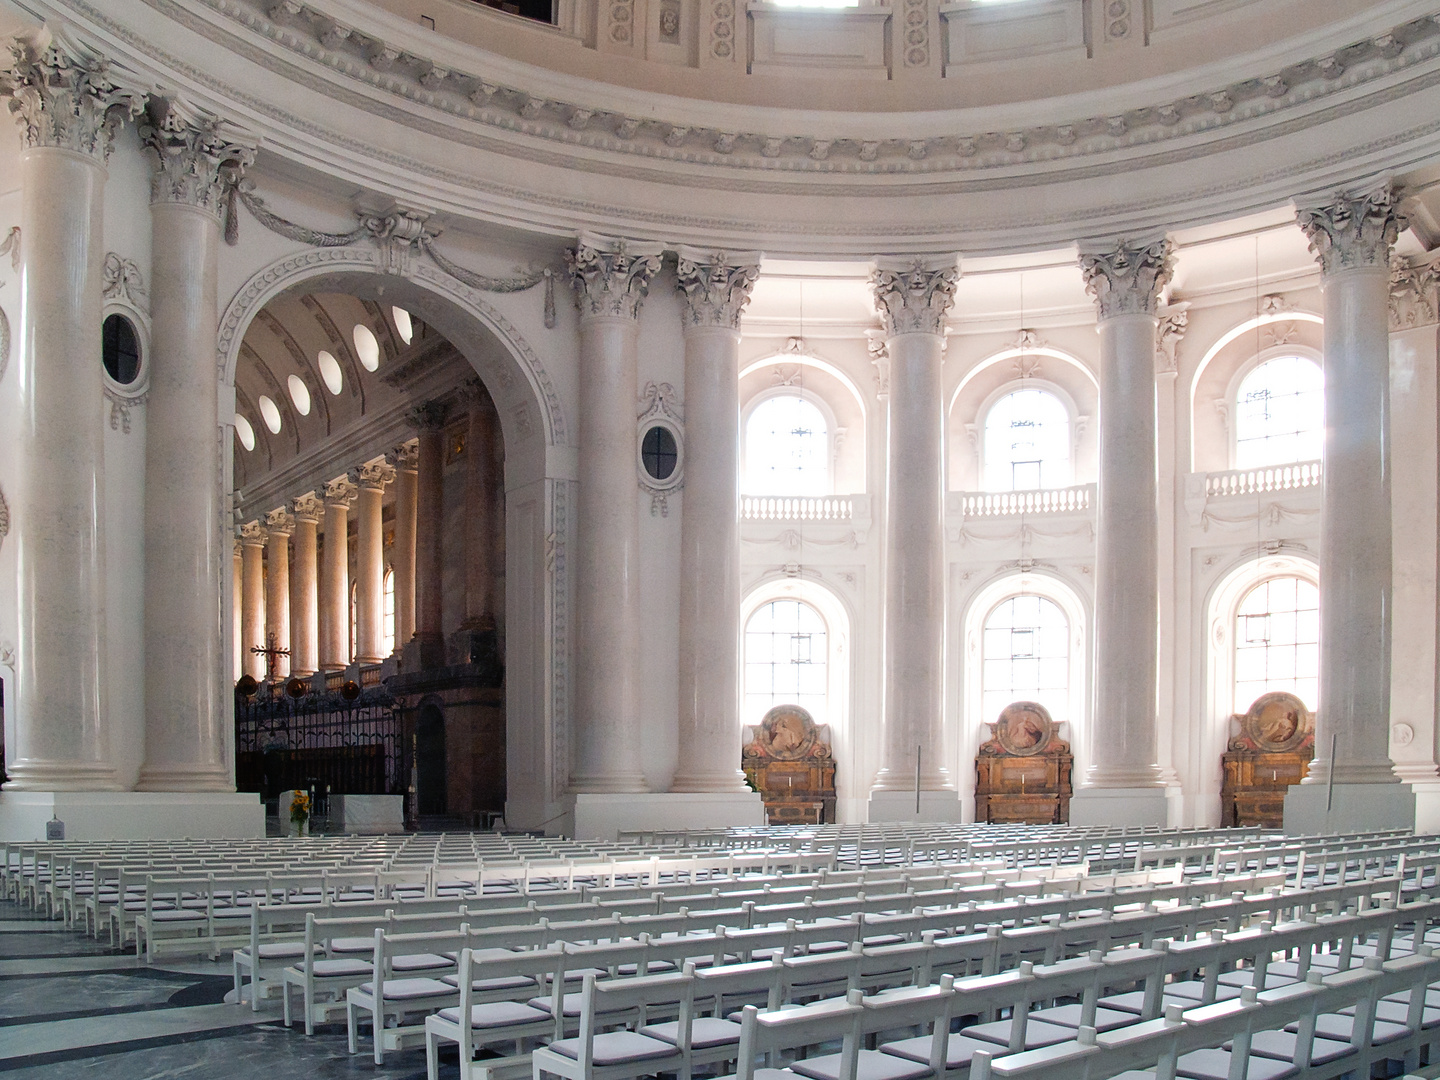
[7,0,1440,1076]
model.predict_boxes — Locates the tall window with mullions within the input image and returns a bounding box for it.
[981,594,1069,724]
[744,599,828,726]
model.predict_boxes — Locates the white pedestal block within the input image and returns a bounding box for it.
[570,792,765,842]
[0,791,264,841]
[867,791,964,824]
[1283,782,1415,834]
[1068,786,1179,828]
[1411,781,1440,835]
[331,794,406,835]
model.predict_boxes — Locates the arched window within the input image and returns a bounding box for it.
[744,599,828,725]
[982,594,1070,725]
[1234,355,1323,468]
[1234,576,1319,712]
[745,395,829,496]
[382,568,396,657]
[983,387,1072,491]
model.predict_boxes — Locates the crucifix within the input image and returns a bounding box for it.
[250,632,290,682]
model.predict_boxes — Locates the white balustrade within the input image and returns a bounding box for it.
[956,484,1093,518]
[741,495,854,522]
[1204,460,1321,498]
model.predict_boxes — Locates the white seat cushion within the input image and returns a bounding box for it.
[547,1031,678,1066]
[791,1049,932,1080]
[436,1001,551,1028]
[640,1017,742,1049]
[1339,999,1440,1028]
[357,977,453,1001]
[441,973,535,992]
[961,1018,1076,1049]
[256,942,317,959]
[1224,1030,1354,1065]
[330,936,375,953]
[1175,1048,1297,1080]
[1285,1013,1410,1045]
[881,1034,996,1070]
[311,959,372,977]
[1162,982,1242,1003]
[1030,1005,1134,1032]
[391,952,453,972]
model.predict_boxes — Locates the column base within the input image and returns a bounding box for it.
[670,771,752,794]
[868,790,964,824]
[134,764,234,792]
[570,792,765,842]
[1068,786,1179,827]
[1,760,123,792]
[402,633,447,672]
[0,791,265,841]
[1283,781,1415,834]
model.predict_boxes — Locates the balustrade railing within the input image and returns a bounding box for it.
[957,484,1093,518]
[741,495,854,522]
[1204,460,1321,497]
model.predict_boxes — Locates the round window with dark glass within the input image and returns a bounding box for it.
[641,425,678,482]
[102,314,141,385]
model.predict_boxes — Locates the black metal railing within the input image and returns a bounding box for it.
[235,683,408,803]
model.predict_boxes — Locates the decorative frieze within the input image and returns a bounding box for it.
[1078,237,1174,321]
[1295,184,1404,276]
[1391,253,1440,330]
[566,237,664,320]
[870,258,960,337]
[675,249,761,329]
[140,100,256,218]
[0,31,142,160]
[290,491,326,524]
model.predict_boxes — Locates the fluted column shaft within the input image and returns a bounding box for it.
[263,510,294,680]
[393,442,418,650]
[672,251,760,793]
[319,477,356,670]
[239,523,267,681]
[1079,237,1172,788]
[1297,188,1403,785]
[137,100,252,790]
[354,461,395,664]
[289,493,323,677]
[410,406,448,670]
[567,238,663,792]
[2,36,137,790]
[869,259,959,791]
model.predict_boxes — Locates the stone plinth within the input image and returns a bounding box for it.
[570,792,764,842]
[331,794,405,835]
[0,791,264,841]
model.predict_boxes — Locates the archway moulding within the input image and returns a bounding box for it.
[740,350,870,420]
[949,346,1097,417]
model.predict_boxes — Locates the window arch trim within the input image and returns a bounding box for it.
[949,346,1096,418]
[740,386,840,497]
[1222,345,1324,470]
[973,378,1081,492]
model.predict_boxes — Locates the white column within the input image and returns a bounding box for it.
[2,34,138,791]
[239,521,267,682]
[867,258,961,820]
[407,405,448,671]
[233,540,243,680]
[319,476,356,671]
[1286,183,1414,831]
[392,440,419,651]
[289,492,324,677]
[354,460,395,664]
[137,100,253,791]
[1071,236,1173,826]
[263,508,294,680]
[566,237,663,793]
[671,250,761,794]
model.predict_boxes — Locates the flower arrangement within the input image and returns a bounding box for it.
[290,791,311,827]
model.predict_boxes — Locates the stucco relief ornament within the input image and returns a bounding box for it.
[870,259,960,337]
[0,30,142,160]
[1390,252,1440,330]
[0,482,8,555]
[101,253,147,306]
[566,238,663,320]
[1156,305,1189,373]
[675,250,761,329]
[0,294,8,387]
[140,99,256,220]
[1295,185,1404,276]
[1078,238,1175,320]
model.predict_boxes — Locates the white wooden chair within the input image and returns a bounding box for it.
[532,970,696,1080]
[425,945,566,1080]
[346,927,464,1063]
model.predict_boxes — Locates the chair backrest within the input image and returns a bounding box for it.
[572,971,695,1072]
[733,996,863,1080]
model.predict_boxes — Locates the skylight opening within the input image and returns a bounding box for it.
[393,306,414,345]
[318,350,343,395]
[257,394,283,434]
[235,413,256,451]
[288,374,312,416]
[353,323,381,371]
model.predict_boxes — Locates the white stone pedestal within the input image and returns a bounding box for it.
[570,792,765,841]
[330,794,405,835]
[1068,786,1179,828]
[1283,782,1415,834]
[0,791,264,841]
[867,791,964,824]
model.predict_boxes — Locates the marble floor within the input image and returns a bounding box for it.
[0,901,454,1079]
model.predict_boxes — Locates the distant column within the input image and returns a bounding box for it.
[408,403,449,670]
[239,521,268,682]
[263,508,294,680]
[567,236,663,793]
[460,381,502,633]
[319,476,357,671]
[392,440,419,652]
[671,249,760,793]
[289,492,324,677]
[354,460,395,664]
[233,540,243,681]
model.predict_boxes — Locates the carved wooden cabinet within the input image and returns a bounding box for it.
[975,702,1073,825]
[742,706,836,826]
[1221,691,1313,828]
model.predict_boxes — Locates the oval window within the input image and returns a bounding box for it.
[288,374,312,416]
[353,323,380,371]
[641,425,678,481]
[318,350,343,395]
[392,306,414,345]
[102,314,141,385]
[257,394,283,434]
[234,413,256,452]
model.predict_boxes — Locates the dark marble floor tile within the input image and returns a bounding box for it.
[0,971,194,1020]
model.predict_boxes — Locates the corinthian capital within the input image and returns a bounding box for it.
[1295,182,1403,276]
[407,401,450,431]
[263,507,295,536]
[355,459,397,491]
[1078,236,1174,321]
[869,256,960,337]
[566,234,664,320]
[0,29,143,160]
[323,475,358,508]
[675,247,761,329]
[140,98,256,217]
[239,520,269,545]
[290,491,325,524]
